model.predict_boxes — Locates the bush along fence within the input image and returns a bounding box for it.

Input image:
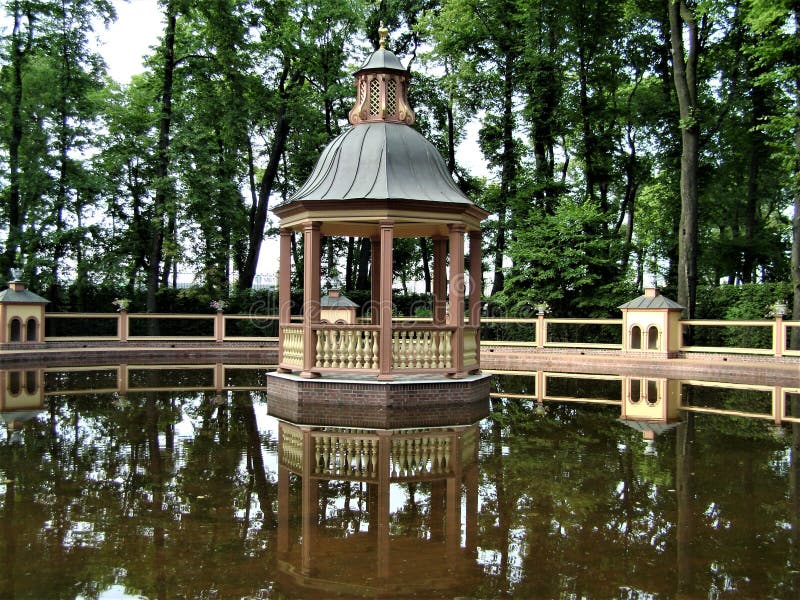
[1,287,798,359]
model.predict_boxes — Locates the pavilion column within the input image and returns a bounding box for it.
[378,220,394,380]
[468,231,482,327]
[371,236,381,326]
[468,230,482,373]
[432,237,447,325]
[277,228,292,372]
[448,224,466,377]
[277,463,290,554]
[301,221,321,378]
[377,431,392,577]
[445,435,462,559]
[301,427,318,575]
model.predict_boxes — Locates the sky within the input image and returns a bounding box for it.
[97,0,163,83]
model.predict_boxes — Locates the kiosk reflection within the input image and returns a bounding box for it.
[0,369,44,444]
[272,401,488,598]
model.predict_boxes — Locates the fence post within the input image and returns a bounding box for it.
[118,310,128,343]
[773,386,784,424]
[537,313,545,348]
[774,315,784,358]
[215,310,224,343]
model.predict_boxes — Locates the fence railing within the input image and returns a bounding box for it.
[24,311,800,359]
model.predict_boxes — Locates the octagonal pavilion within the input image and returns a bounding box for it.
[272,26,489,382]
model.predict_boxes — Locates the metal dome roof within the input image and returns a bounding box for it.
[355,48,406,73]
[282,122,473,205]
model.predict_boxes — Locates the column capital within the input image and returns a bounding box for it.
[303,221,321,232]
[448,223,466,234]
[280,227,293,236]
[379,219,395,229]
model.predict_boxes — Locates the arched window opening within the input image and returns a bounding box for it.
[647,326,659,350]
[630,325,642,350]
[630,379,641,403]
[8,371,21,395]
[647,380,659,405]
[9,318,22,342]
[26,318,37,342]
[25,370,37,394]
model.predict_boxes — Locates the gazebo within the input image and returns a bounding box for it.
[271,26,489,383]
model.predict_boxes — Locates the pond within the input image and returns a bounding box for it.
[0,363,798,599]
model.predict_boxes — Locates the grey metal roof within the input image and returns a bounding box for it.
[618,293,683,310]
[283,122,473,206]
[0,287,49,304]
[321,293,359,308]
[356,48,406,73]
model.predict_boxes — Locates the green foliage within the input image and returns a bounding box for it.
[0,0,796,322]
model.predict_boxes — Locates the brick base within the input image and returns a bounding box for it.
[266,372,491,428]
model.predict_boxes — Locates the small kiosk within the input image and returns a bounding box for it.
[0,271,49,348]
[619,287,683,358]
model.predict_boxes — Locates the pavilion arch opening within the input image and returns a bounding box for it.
[630,378,641,402]
[9,318,22,342]
[646,379,660,405]
[630,325,642,350]
[26,317,37,342]
[647,326,660,350]
[8,371,21,395]
[25,370,38,394]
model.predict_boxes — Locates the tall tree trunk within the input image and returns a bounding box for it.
[146,2,177,313]
[791,70,800,349]
[51,9,73,305]
[742,82,766,283]
[345,237,355,291]
[239,64,296,290]
[356,237,370,290]
[420,238,431,294]
[669,0,700,318]
[492,52,516,296]
[2,1,27,280]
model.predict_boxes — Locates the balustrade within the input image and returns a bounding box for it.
[314,326,379,370]
[282,326,304,367]
[391,327,452,370]
[311,430,379,480]
[390,433,452,479]
[280,425,304,471]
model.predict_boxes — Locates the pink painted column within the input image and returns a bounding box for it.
[277,464,290,554]
[378,221,394,379]
[278,228,292,371]
[468,231,482,327]
[433,237,448,325]
[300,427,318,575]
[448,224,466,376]
[371,236,381,325]
[301,222,321,378]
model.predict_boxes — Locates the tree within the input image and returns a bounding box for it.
[744,0,800,345]
[668,0,701,317]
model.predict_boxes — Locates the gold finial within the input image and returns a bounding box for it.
[378,21,388,49]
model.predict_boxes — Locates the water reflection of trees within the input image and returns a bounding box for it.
[0,387,279,599]
[1,373,799,598]
[477,396,798,598]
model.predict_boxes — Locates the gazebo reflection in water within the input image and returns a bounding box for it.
[272,400,487,597]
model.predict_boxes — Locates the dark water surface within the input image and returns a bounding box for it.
[0,364,798,599]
